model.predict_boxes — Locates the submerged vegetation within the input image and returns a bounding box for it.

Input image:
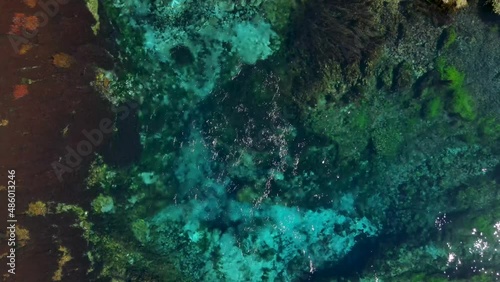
[292,0,383,73]
[435,57,477,120]
[61,0,500,280]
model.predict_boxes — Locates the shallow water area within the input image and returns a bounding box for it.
[2,0,500,281]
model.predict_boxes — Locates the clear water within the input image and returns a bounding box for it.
[78,0,500,281]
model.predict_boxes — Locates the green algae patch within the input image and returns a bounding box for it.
[441,66,465,90]
[449,88,476,121]
[85,0,99,34]
[435,58,476,121]
[439,27,457,50]
[423,97,444,119]
[478,117,500,139]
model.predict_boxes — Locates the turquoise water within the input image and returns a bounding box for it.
[86,0,500,281]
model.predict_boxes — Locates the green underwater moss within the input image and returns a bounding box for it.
[436,57,476,121]
[450,88,476,121]
[441,27,457,50]
[478,117,500,139]
[424,97,444,119]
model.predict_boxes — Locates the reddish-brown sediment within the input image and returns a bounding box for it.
[0,0,113,280]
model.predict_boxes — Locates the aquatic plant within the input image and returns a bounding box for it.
[410,273,426,282]
[131,219,150,244]
[80,0,500,280]
[236,186,260,203]
[407,0,454,26]
[424,96,444,119]
[150,200,378,281]
[471,274,495,282]
[478,117,500,139]
[102,0,281,99]
[436,58,476,120]
[90,235,161,280]
[472,215,496,236]
[450,88,476,120]
[439,27,457,49]
[91,194,115,214]
[52,246,72,281]
[393,61,415,91]
[441,0,468,10]
[26,201,48,217]
[16,226,31,248]
[489,0,500,14]
[421,0,467,12]
[293,0,382,72]
[261,0,298,33]
[439,65,465,89]
[86,156,116,190]
[84,0,99,34]
[305,104,370,162]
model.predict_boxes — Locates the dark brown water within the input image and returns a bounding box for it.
[0,0,112,280]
